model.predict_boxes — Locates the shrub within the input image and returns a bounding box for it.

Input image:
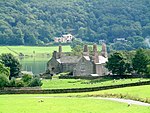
[9,77,16,87]
[22,74,32,83]
[28,76,43,87]
[0,74,9,87]
[15,80,24,87]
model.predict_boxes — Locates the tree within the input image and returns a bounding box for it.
[70,38,83,48]
[0,62,10,77]
[106,52,127,76]
[0,53,21,78]
[146,65,150,75]
[71,45,83,56]
[0,74,9,87]
[132,49,150,74]
[0,62,10,87]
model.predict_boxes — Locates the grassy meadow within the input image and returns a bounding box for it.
[0,95,149,113]
[0,45,72,57]
[42,78,150,89]
[61,85,150,98]
[90,85,150,98]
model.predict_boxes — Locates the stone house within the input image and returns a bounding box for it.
[47,43,108,76]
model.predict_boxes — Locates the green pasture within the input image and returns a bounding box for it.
[0,95,149,113]
[42,78,150,89]
[0,46,72,56]
[90,85,150,98]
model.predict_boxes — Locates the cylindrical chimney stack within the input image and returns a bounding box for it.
[83,45,89,56]
[101,43,107,58]
[58,45,62,58]
[93,43,98,53]
[83,45,88,52]
[59,45,62,53]
[52,51,57,59]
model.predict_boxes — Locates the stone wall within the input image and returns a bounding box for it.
[96,63,108,76]
[1,81,150,94]
[73,57,94,76]
[47,57,61,75]
[61,63,76,73]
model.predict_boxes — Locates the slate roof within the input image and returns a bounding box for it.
[96,56,108,64]
[57,56,81,64]
[83,56,90,61]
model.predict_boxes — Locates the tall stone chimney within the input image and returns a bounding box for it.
[101,43,107,58]
[93,43,98,53]
[58,45,62,58]
[52,51,57,59]
[93,44,99,63]
[83,45,89,56]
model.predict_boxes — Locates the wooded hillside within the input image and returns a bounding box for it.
[0,0,150,47]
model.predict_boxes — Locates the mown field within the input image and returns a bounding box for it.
[0,95,149,113]
[0,46,72,56]
[0,45,102,57]
[42,78,150,89]
[0,79,150,113]
[89,85,150,98]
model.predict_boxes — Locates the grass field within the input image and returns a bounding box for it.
[42,78,150,89]
[0,95,149,113]
[90,85,150,98]
[0,46,72,56]
[0,45,102,57]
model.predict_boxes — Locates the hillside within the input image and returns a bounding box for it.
[0,0,150,48]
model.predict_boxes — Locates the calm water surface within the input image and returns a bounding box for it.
[19,57,50,74]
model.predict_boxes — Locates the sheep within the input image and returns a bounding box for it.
[127,103,131,107]
[38,99,44,103]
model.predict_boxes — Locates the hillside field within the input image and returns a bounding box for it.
[0,46,72,56]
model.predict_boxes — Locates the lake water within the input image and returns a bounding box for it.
[19,57,50,74]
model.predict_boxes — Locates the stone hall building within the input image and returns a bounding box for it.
[47,43,108,76]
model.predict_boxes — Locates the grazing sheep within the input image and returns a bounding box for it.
[128,103,131,107]
[38,99,44,102]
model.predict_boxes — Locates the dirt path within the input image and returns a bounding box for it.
[93,97,150,106]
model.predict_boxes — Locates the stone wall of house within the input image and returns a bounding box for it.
[73,57,94,76]
[61,63,76,73]
[96,63,108,76]
[47,57,61,75]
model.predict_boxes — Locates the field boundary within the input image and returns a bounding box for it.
[0,81,150,94]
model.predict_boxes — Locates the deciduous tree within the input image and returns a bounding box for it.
[132,49,150,74]
[106,52,127,76]
[0,53,21,78]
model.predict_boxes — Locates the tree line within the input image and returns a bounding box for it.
[0,0,150,50]
[106,49,150,76]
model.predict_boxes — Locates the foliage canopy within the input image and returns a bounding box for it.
[0,0,150,50]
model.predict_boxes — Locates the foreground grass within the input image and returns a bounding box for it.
[0,95,149,113]
[0,46,71,56]
[42,78,150,89]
